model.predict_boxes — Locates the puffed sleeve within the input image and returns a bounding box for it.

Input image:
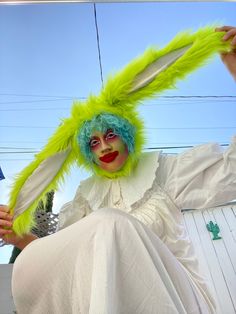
[57,185,92,231]
[157,136,236,210]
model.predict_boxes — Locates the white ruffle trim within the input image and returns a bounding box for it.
[79,151,160,212]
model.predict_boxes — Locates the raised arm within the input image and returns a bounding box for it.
[158,137,236,210]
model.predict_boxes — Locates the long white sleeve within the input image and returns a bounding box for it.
[157,136,236,210]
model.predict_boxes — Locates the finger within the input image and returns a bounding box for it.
[0,205,10,213]
[0,229,13,236]
[0,211,13,221]
[0,219,12,227]
[232,35,236,46]
[222,29,236,41]
[216,26,235,32]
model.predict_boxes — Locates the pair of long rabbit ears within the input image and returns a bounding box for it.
[9,26,229,235]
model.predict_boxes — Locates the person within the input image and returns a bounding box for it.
[0,26,236,314]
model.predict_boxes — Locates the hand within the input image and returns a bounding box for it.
[0,205,17,243]
[0,205,38,249]
[215,26,236,80]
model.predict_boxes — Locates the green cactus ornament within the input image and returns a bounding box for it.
[206,221,222,240]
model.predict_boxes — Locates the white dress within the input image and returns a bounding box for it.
[12,138,236,314]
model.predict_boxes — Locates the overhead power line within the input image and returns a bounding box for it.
[0,125,54,129]
[0,151,39,154]
[0,93,86,98]
[0,107,69,112]
[0,93,235,98]
[0,99,72,105]
[0,159,33,161]
[0,141,45,144]
[147,143,229,150]
[153,95,236,99]
[0,143,230,155]
[0,141,229,146]
[0,96,235,112]
[0,147,37,150]
[93,3,104,86]
[0,143,230,161]
[147,127,236,130]
[1,125,235,130]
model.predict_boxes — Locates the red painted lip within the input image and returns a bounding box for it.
[99,151,119,163]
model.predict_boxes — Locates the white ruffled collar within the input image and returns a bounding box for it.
[79,151,160,212]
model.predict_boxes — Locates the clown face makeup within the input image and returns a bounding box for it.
[89,129,129,173]
[77,113,142,178]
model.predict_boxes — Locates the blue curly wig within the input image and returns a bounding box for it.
[78,113,136,163]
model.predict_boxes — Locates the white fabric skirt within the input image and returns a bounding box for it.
[12,208,211,314]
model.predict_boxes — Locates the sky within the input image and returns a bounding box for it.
[0,2,236,263]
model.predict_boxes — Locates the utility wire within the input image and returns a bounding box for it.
[0,143,230,155]
[0,93,83,98]
[0,141,45,144]
[0,141,229,147]
[0,151,39,154]
[1,93,235,98]
[1,125,235,130]
[147,127,236,130]
[0,159,33,161]
[146,143,229,150]
[1,97,235,111]
[0,99,72,105]
[0,143,230,161]
[0,147,37,150]
[0,126,54,129]
[0,108,69,112]
[93,3,104,86]
[1,92,236,97]
[152,95,236,99]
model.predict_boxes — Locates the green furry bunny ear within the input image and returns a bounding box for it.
[100,26,230,107]
[9,25,230,236]
[9,117,78,236]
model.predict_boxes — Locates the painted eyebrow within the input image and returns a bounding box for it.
[105,129,116,135]
[90,135,100,140]
[89,129,115,143]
